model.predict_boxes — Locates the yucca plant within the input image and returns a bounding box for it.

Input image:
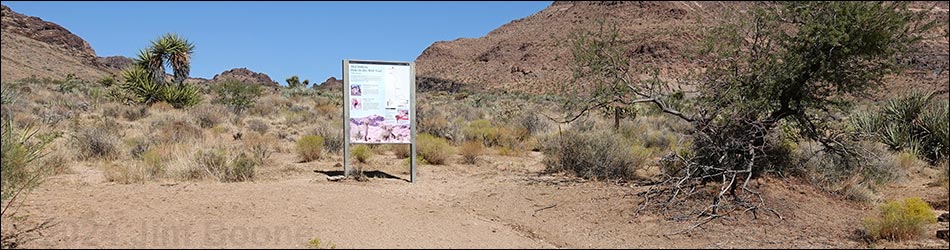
[0,84,17,105]
[1,120,53,217]
[852,91,948,163]
[121,33,200,108]
[160,84,202,108]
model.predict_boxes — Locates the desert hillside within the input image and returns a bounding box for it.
[1,4,118,81]
[415,1,949,96]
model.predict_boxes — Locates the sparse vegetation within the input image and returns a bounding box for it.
[314,125,344,154]
[351,144,373,163]
[417,133,454,165]
[863,197,937,242]
[1,121,53,213]
[246,118,270,134]
[212,79,263,112]
[459,140,483,164]
[192,104,226,129]
[297,135,325,162]
[308,237,336,249]
[388,144,411,159]
[71,125,119,161]
[540,128,645,180]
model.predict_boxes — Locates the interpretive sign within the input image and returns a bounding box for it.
[342,60,416,182]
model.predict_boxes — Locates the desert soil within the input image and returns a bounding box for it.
[6,151,949,249]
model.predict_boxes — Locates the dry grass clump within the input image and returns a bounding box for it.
[246,118,270,134]
[191,103,226,129]
[71,125,119,161]
[296,135,324,162]
[186,149,256,182]
[459,141,483,164]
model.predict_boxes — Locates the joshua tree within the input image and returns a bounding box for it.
[136,33,195,87]
[121,33,200,107]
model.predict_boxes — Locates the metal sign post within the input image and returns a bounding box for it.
[342,59,416,183]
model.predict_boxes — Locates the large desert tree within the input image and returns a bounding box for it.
[558,1,937,220]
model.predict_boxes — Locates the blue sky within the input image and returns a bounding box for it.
[4,1,551,85]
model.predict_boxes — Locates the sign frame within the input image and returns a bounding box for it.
[342,59,417,183]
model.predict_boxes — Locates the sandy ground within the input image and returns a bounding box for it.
[5,151,949,248]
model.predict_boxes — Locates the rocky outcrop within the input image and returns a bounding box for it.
[94,56,134,72]
[211,67,279,86]
[1,4,97,59]
[314,76,343,91]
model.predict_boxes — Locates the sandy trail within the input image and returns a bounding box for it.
[7,152,948,248]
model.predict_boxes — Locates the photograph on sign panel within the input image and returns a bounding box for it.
[350,115,411,143]
[351,98,362,110]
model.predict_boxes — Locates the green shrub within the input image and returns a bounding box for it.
[297,135,324,162]
[417,133,454,165]
[462,120,519,147]
[98,76,118,87]
[212,80,262,112]
[351,145,373,163]
[863,197,937,242]
[459,141,483,164]
[540,129,645,180]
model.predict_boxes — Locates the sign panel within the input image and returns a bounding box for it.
[343,59,417,183]
[345,61,413,144]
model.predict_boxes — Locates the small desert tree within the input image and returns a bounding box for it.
[286,75,310,89]
[558,1,936,219]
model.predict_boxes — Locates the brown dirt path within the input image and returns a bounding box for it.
[6,152,948,248]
